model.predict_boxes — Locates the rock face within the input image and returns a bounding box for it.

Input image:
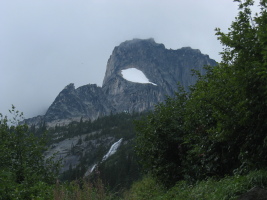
[25,83,113,127]
[24,38,216,126]
[238,187,267,200]
[45,83,113,124]
[102,38,215,113]
[44,131,118,174]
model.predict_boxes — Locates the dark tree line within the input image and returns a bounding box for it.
[135,0,267,187]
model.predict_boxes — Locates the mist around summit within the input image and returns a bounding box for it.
[24,38,216,127]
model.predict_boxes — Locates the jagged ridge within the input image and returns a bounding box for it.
[24,38,216,127]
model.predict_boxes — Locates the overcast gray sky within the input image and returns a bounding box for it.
[0,0,259,118]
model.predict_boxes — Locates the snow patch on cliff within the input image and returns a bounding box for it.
[121,68,157,86]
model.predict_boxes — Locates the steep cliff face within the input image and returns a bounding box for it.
[24,38,216,126]
[45,83,113,123]
[102,38,216,113]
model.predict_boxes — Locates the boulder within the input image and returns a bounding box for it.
[238,187,267,200]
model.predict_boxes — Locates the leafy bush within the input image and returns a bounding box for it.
[0,106,60,199]
[124,170,267,200]
[184,0,267,179]
[123,175,164,200]
[135,89,188,187]
[53,178,116,200]
[163,170,267,200]
[135,0,267,184]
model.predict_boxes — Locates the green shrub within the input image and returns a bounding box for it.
[135,90,188,187]
[0,106,60,200]
[135,0,267,183]
[53,178,116,200]
[123,175,165,200]
[163,170,267,200]
[123,170,267,200]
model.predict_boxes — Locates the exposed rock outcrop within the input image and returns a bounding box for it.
[44,83,113,125]
[24,38,216,126]
[102,38,215,113]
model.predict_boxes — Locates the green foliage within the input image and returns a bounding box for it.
[0,106,60,199]
[184,64,247,179]
[124,170,267,200]
[164,170,267,200]
[135,0,267,185]
[53,178,117,200]
[98,141,141,193]
[135,88,188,186]
[185,0,267,178]
[123,175,165,200]
[49,112,143,193]
[3,2,266,198]
[46,112,142,144]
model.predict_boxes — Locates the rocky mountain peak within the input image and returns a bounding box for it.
[117,38,164,49]
[24,38,217,127]
[102,38,165,87]
[64,83,75,90]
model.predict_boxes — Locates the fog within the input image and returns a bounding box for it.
[0,0,258,118]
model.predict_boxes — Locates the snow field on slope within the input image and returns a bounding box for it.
[121,68,157,86]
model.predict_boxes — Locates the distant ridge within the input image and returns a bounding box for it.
[24,38,216,127]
